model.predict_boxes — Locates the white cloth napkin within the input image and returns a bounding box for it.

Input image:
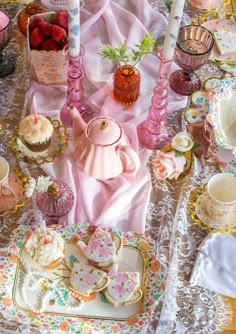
[190,233,236,298]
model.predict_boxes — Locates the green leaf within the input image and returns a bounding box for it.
[99,292,109,304]
[98,33,155,67]
[175,150,184,157]
[58,291,69,306]
[192,143,201,150]
[69,255,80,267]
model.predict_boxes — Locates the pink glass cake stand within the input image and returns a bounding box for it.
[60,45,91,128]
[137,52,172,150]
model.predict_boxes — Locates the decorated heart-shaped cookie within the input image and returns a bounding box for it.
[69,263,109,296]
[77,228,123,267]
[104,264,143,307]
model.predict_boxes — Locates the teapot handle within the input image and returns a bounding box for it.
[117,145,140,175]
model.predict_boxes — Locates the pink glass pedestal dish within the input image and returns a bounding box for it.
[36,180,74,224]
[60,45,91,128]
[137,55,172,151]
[170,25,214,96]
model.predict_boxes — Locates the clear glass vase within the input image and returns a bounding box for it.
[36,180,74,224]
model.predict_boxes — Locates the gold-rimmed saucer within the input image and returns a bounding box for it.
[188,184,236,234]
[193,12,236,66]
[11,118,69,165]
[0,165,29,218]
[187,0,230,13]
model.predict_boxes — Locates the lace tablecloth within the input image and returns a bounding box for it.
[0,0,234,333]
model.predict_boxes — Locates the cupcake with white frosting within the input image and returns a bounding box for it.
[25,227,65,270]
[18,115,54,152]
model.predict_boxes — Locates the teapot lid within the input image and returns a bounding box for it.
[86,117,122,146]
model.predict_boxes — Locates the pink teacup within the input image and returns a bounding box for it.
[0,156,16,198]
[206,173,236,219]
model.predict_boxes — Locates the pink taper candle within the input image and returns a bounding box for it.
[41,220,49,245]
[32,96,38,124]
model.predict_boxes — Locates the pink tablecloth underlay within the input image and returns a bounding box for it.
[26,0,188,233]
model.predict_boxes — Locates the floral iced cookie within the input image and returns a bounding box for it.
[77,228,123,268]
[69,263,109,297]
[104,264,143,307]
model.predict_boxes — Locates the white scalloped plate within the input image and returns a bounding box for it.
[207,80,236,157]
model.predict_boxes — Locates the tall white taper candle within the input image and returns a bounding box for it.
[162,0,185,61]
[68,0,80,57]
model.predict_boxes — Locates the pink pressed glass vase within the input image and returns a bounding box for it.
[170,25,214,96]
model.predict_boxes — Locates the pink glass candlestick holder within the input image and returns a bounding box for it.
[60,45,91,127]
[137,53,172,150]
[36,180,74,224]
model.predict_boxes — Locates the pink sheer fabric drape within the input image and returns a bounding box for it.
[26,0,187,232]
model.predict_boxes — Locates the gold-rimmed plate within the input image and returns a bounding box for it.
[193,12,236,65]
[187,0,230,13]
[0,165,29,218]
[11,118,69,165]
[188,184,236,234]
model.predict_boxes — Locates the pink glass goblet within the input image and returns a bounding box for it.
[170,25,214,96]
[0,9,16,78]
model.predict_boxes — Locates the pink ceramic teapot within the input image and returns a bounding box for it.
[71,108,140,180]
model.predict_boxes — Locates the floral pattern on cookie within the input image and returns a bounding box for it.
[69,263,109,295]
[77,228,122,267]
[104,264,143,306]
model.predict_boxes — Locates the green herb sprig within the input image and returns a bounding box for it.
[98,33,156,68]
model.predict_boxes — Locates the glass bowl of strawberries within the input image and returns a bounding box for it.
[27,10,69,85]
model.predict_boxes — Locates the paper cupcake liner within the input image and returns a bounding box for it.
[22,137,51,152]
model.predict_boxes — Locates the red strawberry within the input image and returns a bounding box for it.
[38,20,52,37]
[59,37,69,50]
[52,24,67,43]
[41,39,59,51]
[29,28,44,49]
[56,10,68,31]
[28,16,45,31]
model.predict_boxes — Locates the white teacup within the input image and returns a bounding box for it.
[0,156,16,198]
[206,173,236,220]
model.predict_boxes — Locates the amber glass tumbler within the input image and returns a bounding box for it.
[113,65,140,104]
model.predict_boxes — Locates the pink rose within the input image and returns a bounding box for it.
[152,150,186,180]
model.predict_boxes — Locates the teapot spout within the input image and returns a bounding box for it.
[70,106,86,137]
